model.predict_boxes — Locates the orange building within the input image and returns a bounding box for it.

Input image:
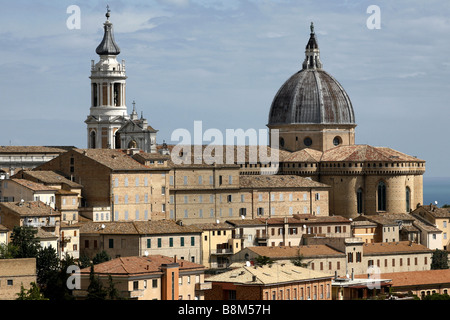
[74,255,210,300]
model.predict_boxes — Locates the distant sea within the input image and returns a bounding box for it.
[423,177,450,207]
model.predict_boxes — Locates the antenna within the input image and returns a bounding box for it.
[435,201,438,205]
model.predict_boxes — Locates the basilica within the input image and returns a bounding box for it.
[84,11,425,220]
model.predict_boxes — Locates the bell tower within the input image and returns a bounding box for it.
[85,7,128,149]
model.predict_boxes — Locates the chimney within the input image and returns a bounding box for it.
[174,255,177,263]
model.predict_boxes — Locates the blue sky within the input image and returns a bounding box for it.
[0,0,449,177]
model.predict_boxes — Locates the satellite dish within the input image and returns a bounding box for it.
[245,261,251,267]
[435,201,438,205]
[303,224,306,229]
[216,219,220,224]
[349,218,353,221]
[101,224,106,229]
[241,215,245,220]
[144,251,149,256]
[20,199,24,203]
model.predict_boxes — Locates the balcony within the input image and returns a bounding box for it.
[211,248,233,255]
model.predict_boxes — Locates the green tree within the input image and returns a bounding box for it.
[423,293,450,300]
[78,254,92,269]
[0,243,18,259]
[10,226,40,258]
[16,282,48,300]
[36,245,60,289]
[87,265,107,300]
[92,250,111,265]
[254,255,274,266]
[106,274,121,300]
[431,249,449,270]
[291,251,307,267]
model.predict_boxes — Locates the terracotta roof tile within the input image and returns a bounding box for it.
[10,179,57,192]
[362,241,432,255]
[355,269,450,287]
[0,201,60,217]
[239,175,329,189]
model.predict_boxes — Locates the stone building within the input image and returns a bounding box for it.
[261,23,426,218]
[0,258,37,300]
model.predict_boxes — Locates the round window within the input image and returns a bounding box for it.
[304,137,312,147]
[333,136,341,146]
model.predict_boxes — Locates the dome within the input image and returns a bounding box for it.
[268,23,355,126]
[96,8,121,56]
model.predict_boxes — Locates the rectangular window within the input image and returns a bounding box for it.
[147,239,151,248]
[229,175,232,184]
[198,176,202,185]
[135,194,139,203]
[209,175,213,185]
[135,210,140,220]
[158,238,162,248]
[184,176,188,185]
[124,177,128,186]
[161,186,166,195]
[152,279,158,288]
[181,237,185,247]
[144,177,148,186]
[135,177,139,186]
[169,176,174,185]
[109,239,114,248]
[145,210,148,220]
[191,237,195,246]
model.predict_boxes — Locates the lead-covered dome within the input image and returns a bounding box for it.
[268,23,355,126]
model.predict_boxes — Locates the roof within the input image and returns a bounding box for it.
[73,149,150,171]
[9,179,57,192]
[0,146,71,154]
[354,215,398,226]
[362,241,432,255]
[15,170,82,188]
[206,261,333,285]
[321,145,424,162]
[190,222,234,231]
[239,175,329,189]
[355,269,450,287]
[413,205,450,219]
[242,245,344,259]
[79,220,201,235]
[0,201,60,217]
[95,11,120,56]
[80,255,205,276]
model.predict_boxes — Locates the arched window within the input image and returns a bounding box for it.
[357,188,363,214]
[90,131,96,149]
[406,187,411,212]
[377,181,386,211]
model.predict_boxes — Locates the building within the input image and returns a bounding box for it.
[356,269,450,299]
[0,178,58,207]
[0,146,73,179]
[411,205,450,250]
[0,224,8,245]
[79,220,202,264]
[85,9,157,152]
[74,255,209,300]
[232,239,433,277]
[205,261,333,300]
[0,258,37,300]
[259,23,426,219]
[192,222,240,269]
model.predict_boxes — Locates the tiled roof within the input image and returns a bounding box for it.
[239,175,329,189]
[244,245,344,259]
[80,255,205,276]
[355,269,450,287]
[190,222,234,231]
[79,220,202,235]
[282,148,323,162]
[362,241,432,255]
[321,145,424,162]
[354,215,398,226]
[10,179,57,192]
[73,149,150,171]
[415,205,450,218]
[0,201,60,217]
[206,262,333,285]
[15,170,82,188]
[226,219,266,227]
[0,146,72,154]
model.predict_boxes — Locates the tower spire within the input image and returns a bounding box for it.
[96,6,120,56]
[302,22,322,70]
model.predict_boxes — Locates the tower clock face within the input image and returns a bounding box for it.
[304,137,312,147]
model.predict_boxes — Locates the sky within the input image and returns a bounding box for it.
[0,0,449,177]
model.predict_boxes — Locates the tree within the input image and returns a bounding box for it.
[10,226,40,258]
[16,282,48,300]
[291,250,307,267]
[78,254,92,269]
[106,274,121,300]
[93,250,111,265]
[254,255,274,266]
[0,243,18,259]
[36,245,60,289]
[87,265,107,300]
[431,249,449,270]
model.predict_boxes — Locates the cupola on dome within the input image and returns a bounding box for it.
[268,23,355,126]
